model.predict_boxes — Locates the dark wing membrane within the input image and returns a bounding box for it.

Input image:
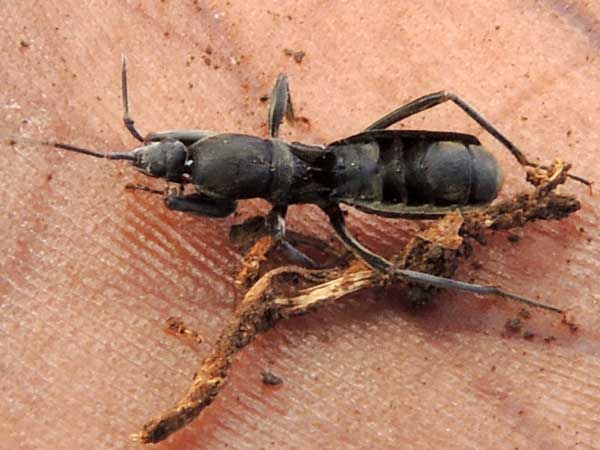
[339,198,489,219]
[328,129,481,147]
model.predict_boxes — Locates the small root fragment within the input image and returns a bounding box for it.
[236,235,276,288]
[137,265,336,444]
[416,209,464,250]
[124,183,163,195]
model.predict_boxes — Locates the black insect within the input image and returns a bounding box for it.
[14,57,585,313]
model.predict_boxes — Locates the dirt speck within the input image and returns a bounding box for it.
[518,308,531,320]
[283,48,306,64]
[262,371,283,386]
[523,330,535,340]
[165,317,203,345]
[505,317,523,333]
[561,313,578,333]
[507,233,520,243]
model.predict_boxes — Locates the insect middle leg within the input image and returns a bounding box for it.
[236,205,316,287]
[266,205,316,267]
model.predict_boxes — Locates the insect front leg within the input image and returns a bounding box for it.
[321,203,562,313]
[122,57,215,146]
[165,193,237,218]
[267,74,295,138]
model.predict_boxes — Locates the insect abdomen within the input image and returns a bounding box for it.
[376,139,502,207]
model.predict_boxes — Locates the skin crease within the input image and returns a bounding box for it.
[1,1,599,449]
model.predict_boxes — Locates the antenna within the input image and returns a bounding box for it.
[6,136,137,161]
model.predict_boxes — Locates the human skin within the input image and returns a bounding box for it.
[1,1,599,449]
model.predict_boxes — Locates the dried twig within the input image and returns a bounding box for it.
[136,161,580,443]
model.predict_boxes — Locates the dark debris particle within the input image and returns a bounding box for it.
[561,315,579,333]
[523,330,535,340]
[544,335,557,343]
[20,39,30,48]
[471,261,483,270]
[262,370,283,386]
[518,308,531,320]
[293,52,305,64]
[259,94,270,103]
[507,233,520,243]
[505,317,523,333]
[407,286,433,308]
[283,48,306,64]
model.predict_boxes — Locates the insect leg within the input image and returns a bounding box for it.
[365,91,536,165]
[322,204,562,313]
[121,56,145,143]
[268,74,295,138]
[165,193,237,218]
[365,91,591,185]
[267,205,316,267]
[322,204,397,271]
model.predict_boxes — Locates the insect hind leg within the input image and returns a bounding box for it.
[365,91,591,186]
[365,91,534,165]
[322,203,562,313]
